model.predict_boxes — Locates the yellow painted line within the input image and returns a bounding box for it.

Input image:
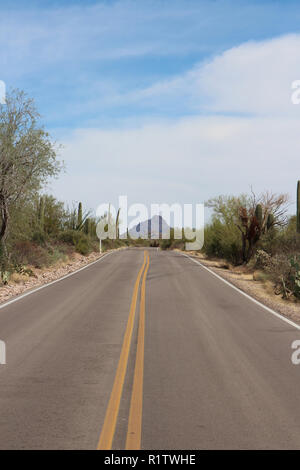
[126,252,150,450]
[97,251,147,450]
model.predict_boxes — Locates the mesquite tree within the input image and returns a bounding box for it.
[0,90,61,256]
[237,192,289,262]
[207,191,289,264]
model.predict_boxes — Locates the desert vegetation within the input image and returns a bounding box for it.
[203,187,300,301]
[1,89,299,303]
[0,89,130,286]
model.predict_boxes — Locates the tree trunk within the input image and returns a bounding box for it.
[246,239,254,263]
[0,194,9,242]
[241,232,247,263]
[0,194,9,281]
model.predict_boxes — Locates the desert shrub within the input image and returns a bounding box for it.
[260,230,300,256]
[253,271,270,282]
[203,219,242,264]
[58,229,77,245]
[13,264,35,277]
[288,256,300,299]
[58,230,91,252]
[41,195,68,236]
[58,230,91,249]
[159,238,185,250]
[257,215,300,257]
[11,241,50,268]
[102,238,131,251]
[254,249,273,269]
[253,216,300,299]
[46,245,69,265]
[9,239,72,273]
[75,237,90,255]
[255,249,300,299]
[160,238,172,250]
[31,229,47,245]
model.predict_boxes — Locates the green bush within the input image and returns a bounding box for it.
[160,238,172,250]
[32,229,47,245]
[203,219,241,264]
[75,237,90,255]
[47,246,68,265]
[58,229,78,245]
[58,230,92,255]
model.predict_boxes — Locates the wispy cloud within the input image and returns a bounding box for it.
[113,34,300,117]
[0,1,217,77]
[2,0,300,127]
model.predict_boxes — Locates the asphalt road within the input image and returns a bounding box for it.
[0,248,300,449]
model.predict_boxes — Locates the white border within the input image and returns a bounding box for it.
[183,253,300,331]
[0,252,113,311]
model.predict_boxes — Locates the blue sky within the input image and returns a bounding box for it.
[1,0,300,212]
[2,0,300,129]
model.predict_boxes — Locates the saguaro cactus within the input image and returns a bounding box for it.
[84,218,91,236]
[267,213,274,231]
[77,202,83,230]
[297,181,300,233]
[116,208,120,239]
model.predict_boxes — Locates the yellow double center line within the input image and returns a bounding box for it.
[97,250,150,450]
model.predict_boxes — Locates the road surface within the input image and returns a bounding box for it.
[0,248,300,449]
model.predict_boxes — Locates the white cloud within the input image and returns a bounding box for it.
[198,34,300,115]
[50,34,300,215]
[124,34,300,116]
[52,114,300,214]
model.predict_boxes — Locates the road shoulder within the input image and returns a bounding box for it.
[0,248,124,306]
[180,250,300,326]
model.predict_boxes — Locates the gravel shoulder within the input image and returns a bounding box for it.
[0,249,121,306]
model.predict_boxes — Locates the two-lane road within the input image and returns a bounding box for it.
[0,248,300,449]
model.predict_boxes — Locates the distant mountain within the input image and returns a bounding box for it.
[129,215,170,239]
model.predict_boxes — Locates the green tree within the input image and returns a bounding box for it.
[206,191,289,264]
[0,89,62,251]
[43,195,67,236]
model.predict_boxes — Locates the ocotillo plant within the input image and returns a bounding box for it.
[297,181,300,233]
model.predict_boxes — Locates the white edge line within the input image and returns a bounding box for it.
[0,251,114,311]
[182,253,300,331]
